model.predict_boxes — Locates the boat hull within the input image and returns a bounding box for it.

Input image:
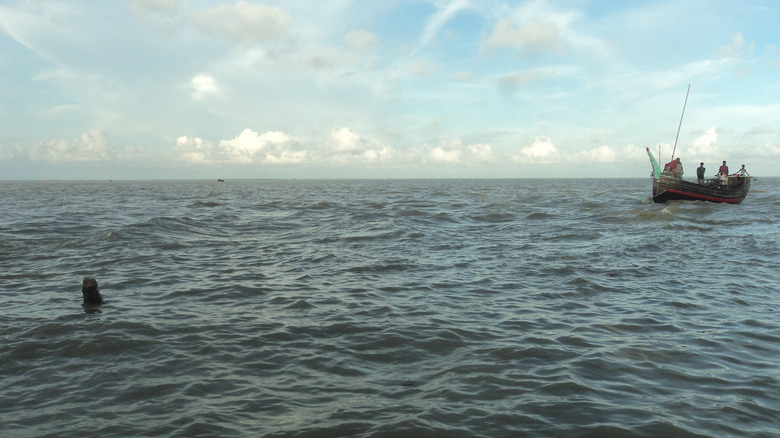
[652,176,751,203]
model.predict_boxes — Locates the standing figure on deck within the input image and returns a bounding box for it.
[718,161,729,177]
[673,159,683,178]
[663,158,684,178]
[696,162,706,183]
[736,164,749,177]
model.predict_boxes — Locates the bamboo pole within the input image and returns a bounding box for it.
[671,84,690,161]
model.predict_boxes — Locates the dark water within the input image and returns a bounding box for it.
[1,178,778,437]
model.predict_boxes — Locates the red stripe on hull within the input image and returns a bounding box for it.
[664,189,744,203]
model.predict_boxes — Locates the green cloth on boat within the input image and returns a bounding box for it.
[646,148,661,179]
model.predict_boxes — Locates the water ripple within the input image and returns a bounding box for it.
[1,179,779,437]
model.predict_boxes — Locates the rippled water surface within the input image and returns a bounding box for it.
[2,178,779,437]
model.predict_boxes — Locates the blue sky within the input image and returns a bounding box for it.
[1,0,779,179]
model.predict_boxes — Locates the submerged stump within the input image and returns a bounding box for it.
[82,277,103,305]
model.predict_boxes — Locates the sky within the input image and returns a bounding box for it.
[1,0,779,179]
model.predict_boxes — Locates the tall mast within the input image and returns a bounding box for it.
[671,84,690,161]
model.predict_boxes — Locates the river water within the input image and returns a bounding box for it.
[1,178,778,437]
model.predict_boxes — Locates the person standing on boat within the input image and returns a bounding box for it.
[674,159,683,178]
[663,158,684,178]
[736,164,749,177]
[696,162,706,183]
[718,161,729,176]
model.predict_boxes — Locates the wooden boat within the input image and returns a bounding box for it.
[646,147,752,203]
[645,85,752,203]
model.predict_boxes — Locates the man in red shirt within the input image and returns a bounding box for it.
[718,161,729,176]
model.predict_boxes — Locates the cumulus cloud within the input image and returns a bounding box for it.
[511,136,558,163]
[192,1,291,43]
[176,127,414,167]
[174,136,214,163]
[467,143,495,162]
[323,128,407,166]
[358,146,396,164]
[693,127,718,149]
[327,145,400,166]
[428,146,461,163]
[329,127,367,152]
[681,126,719,158]
[28,130,112,162]
[217,129,299,163]
[422,138,496,164]
[176,129,305,164]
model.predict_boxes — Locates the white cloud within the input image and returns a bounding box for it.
[428,146,461,163]
[482,1,608,60]
[28,130,112,162]
[4,1,780,178]
[693,127,718,149]
[467,143,495,162]
[424,138,463,163]
[192,1,291,43]
[176,127,406,167]
[176,129,305,164]
[329,127,367,152]
[417,139,496,165]
[358,146,396,164]
[681,126,719,158]
[511,136,558,163]
[175,136,214,163]
[218,129,299,163]
[322,128,409,166]
[191,74,219,100]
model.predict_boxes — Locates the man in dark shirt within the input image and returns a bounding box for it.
[696,162,706,183]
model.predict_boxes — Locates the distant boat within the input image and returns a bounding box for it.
[644,84,752,204]
[646,148,752,203]
[217,178,224,182]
